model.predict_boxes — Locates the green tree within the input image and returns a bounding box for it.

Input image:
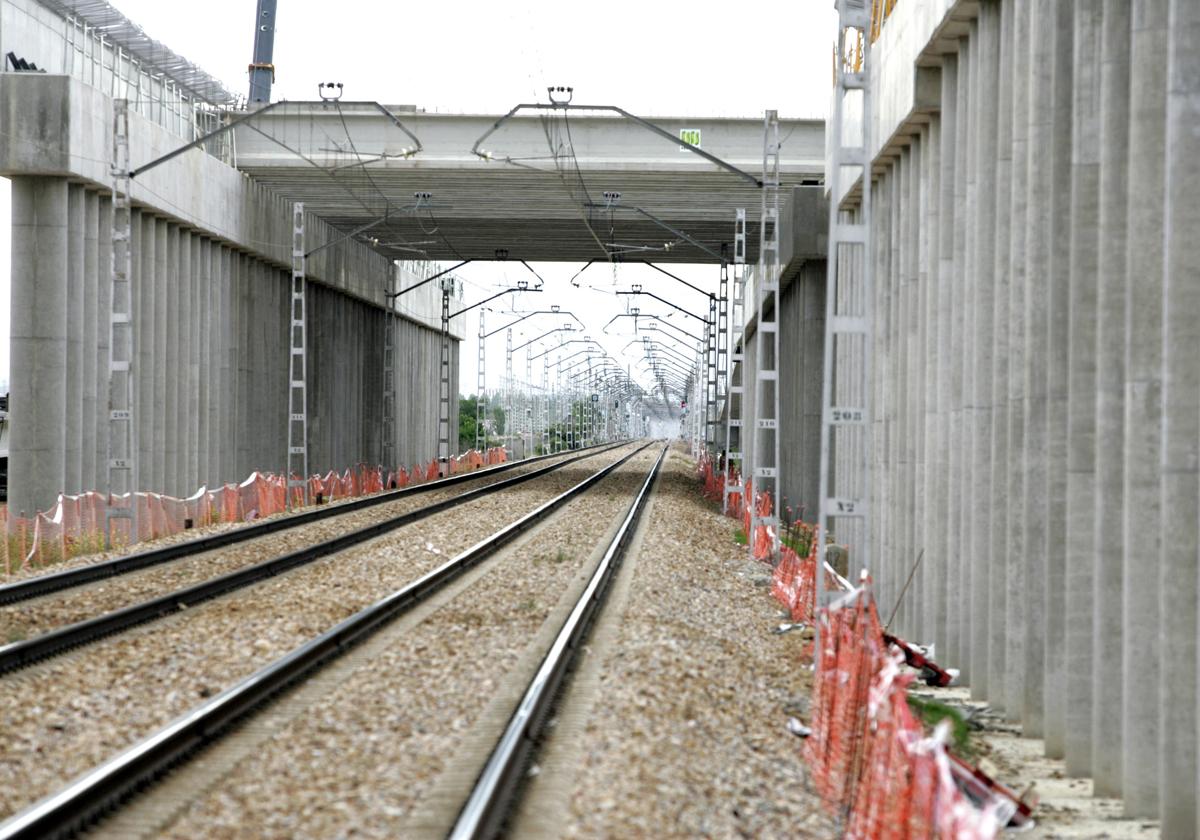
[458,394,506,450]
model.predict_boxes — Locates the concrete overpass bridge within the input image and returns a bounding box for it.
[229,103,825,264]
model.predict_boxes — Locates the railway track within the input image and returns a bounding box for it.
[0,441,662,838]
[0,442,628,673]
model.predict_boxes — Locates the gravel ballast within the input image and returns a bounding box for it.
[0,450,604,643]
[520,446,834,838]
[0,444,642,823]
[135,446,665,839]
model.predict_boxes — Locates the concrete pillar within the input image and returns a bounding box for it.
[922,113,942,655]
[1160,0,1200,833]
[881,158,897,619]
[220,247,236,483]
[197,240,211,488]
[64,184,84,495]
[207,241,220,487]
[988,0,1015,709]
[969,4,999,703]
[82,191,99,493]
[95,198,112,491]
[1022,0,1055,738]
[1003,0,1030,722]
[1043,0,1075,760]
[186,233,200,490]
[177,231,192,494]
[235,254,249,476]
[163,224,179,495]
[8,177,68,518]
[1092,0,1131,798]
[136,212,152,491]
[1121,0,1167,818]
[948,40,970,676]
[958,27,978,685]
[1064,0,1101,778]
[935,57,957,658]
[905,136,922,638]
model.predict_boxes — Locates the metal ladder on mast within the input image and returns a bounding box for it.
[105,98,138,548]
[437,278,453,474]
[714,262,730,451]
[505,329,514,458]
[704,292,718,452]
[749,112,782,560]
[475,310,487,452]
[382,264,397,472]
[817,0,875,608]
[723,209,747,515]
[286,203,309,509]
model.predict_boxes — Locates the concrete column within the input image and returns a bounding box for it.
[95,198,112,491]
[905,137,922,638]
[970,4,1000,703]
[935,57,957,657]
[177,231,191,494]
[153,218,169,493]
[989,0,1015,709]
[908,132,925,640]
[187,233,201,490]
[8,176,68,518]
[959,26,978,685]
[1121,0,1167,817]
[137,213,155,493]
[947,41,970,675]
[235,254,249,476]
[65,184,84,495]
[1043,0,1076,760]
[1022,0,1055,738]
[195,238,209,490]
[220,247,235,483]
[163,224,179,495]
[881,158,897,619]
[1064,0,1101,778]
[922,113,942,655]
[1092,0,1131,798]
[1003,0,1030,722]
[1159,0,1200,833]
[82,191,99,492]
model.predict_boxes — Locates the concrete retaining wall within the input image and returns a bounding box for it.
[3,70,460,515]
[842,0,1199,832]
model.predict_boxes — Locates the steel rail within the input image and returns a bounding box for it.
[0,441,655,840]
[0,442,616,607]
[449,442,667,839]
[0,442,632,674]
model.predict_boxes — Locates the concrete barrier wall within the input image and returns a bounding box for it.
[845,0,1199,833]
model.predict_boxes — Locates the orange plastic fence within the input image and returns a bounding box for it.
[805,587,1003,839]
[694,453,1003,838]
[696,453,778,563]
[2,447,507,574]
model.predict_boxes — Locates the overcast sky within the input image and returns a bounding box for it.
[0,0,837,395]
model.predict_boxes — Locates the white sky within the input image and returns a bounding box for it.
[0,0,837,395]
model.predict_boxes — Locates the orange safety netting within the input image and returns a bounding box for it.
[695,452,795,564]
[805,585,1003,839]
[693,452,1004,838]
[2,447,507,575]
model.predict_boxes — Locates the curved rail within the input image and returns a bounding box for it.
[450,442,668,839]
[0,442,631,674]
[0,443,618,607]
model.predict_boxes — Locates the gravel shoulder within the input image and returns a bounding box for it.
[142,445,663,839]
[0,450,599,644]
[0,443,641,823]
[516,445,834,839]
